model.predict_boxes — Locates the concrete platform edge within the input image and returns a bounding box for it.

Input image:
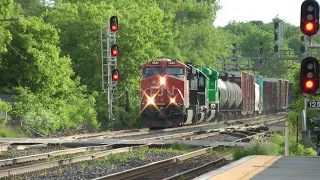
[193,155,256,180]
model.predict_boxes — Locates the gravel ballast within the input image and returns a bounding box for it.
[133,152,231,180]
[0,146,67,160]
[15,148,186,180]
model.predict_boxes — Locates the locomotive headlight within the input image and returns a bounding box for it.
[170,98,175,103]
[147,96,155,105]
[159,77,166,85]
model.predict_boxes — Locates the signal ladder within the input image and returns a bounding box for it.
[100,21,118,124]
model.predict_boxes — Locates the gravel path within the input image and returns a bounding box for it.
[133,153,230,180]
[0,146,66,159]
[15,148,186,180]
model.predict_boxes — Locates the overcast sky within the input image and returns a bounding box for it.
[214,0,302,27]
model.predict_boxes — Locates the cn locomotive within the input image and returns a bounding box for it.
[140,58,294,128]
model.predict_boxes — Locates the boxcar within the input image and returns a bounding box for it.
[263,78,279,112]
[263,78,290,112]
[227,71,256,117]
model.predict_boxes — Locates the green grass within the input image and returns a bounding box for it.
[0,124,29,138]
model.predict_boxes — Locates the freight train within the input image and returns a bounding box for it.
[140,58,294,128]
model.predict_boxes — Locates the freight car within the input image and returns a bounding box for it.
[140,58,293,128]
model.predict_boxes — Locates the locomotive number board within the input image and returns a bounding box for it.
[307,101,320,110]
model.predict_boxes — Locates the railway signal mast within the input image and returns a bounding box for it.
[101,16,120,125]
[299,0,320,153]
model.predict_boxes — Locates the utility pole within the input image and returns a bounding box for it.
[101,16,120,128]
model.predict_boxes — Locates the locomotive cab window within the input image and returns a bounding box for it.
[164,67,184,78]
[142,67,162,78]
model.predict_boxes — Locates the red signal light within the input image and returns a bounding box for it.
[111,25,117,31]
[112,73,119,81]
[112,69,120,81]
[305,22,314,32]
[112,49,118,56]
[305,79,314,89]
[111,45,119,57]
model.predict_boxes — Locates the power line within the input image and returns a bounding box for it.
[0,34,27,60]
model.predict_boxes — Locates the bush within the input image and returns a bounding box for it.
[233,141,280,160]
[10,88,99,135]
[304,147,317,156]
[23,109,56,136]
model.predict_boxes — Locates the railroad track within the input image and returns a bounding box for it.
[57,113,286,141]
[106,114,287,141]
[3,118,285,179]
[0,113,286,149]
[0,145,147,178]
[119,115,286,142]
[90,119,285,180]
[92,146,233,180]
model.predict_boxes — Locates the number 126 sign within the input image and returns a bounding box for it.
[307,101,320,109]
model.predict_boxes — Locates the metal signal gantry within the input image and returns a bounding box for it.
[101,16,119,124]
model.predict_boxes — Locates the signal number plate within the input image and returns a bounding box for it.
[307,101,320,108]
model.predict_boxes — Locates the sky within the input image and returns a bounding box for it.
[214,0,303,27]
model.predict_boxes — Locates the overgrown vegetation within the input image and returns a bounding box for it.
[0,124,28,138]
[233,120,317,160]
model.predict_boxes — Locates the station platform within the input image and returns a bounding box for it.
[194,155,320,180]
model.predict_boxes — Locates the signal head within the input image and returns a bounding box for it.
[300,0,319,36]
[111,44,119,56]
[300,56,319,94]
[111,69,120,81]
[110,16,118,32]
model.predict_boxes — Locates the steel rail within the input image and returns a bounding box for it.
[0,144,113,167]
[163,156,232,180]
[0,145,147,178]
[92,147,217,180]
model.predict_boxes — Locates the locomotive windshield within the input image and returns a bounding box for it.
[142,67,162,78]
[164,67,184,75]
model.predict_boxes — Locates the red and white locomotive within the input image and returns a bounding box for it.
[140,59,188,128]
